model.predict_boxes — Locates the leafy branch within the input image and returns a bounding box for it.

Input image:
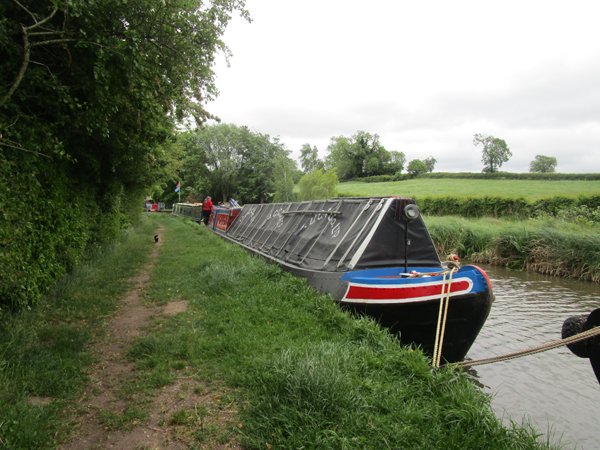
[0,136,51,158]
[0,2,75,108]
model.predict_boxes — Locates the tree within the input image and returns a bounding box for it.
[179,125,242,202]
[2,0,248,169]
[530,155,557,173]
[423,156,437,173]
[273,153,297,202]
[473,134,512,173]
[407,159,428,176]
[355,131,390,176]
[297,169,338,201]
[325,136,357,180]
[1,0,249,201]
[148,137,185,206]
[237,133,283,203]
[299,144,324,173]
[0,0,247,309]
[389,151,406,174]
[325,131,398,180]
[179,124,289,204]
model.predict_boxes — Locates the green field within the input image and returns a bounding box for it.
[338,178,600,200]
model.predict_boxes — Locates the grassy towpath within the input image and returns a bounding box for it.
[59,223,208,449]
[1,214,560,449]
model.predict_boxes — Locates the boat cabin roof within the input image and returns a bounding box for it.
[225,197,441,272]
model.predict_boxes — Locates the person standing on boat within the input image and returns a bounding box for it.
[202,196,213,225]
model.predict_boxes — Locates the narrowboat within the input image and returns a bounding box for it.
[173,197,493,363]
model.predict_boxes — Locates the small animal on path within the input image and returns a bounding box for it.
[154,234,159,243]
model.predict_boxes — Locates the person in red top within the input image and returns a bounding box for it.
[202,196,213,225]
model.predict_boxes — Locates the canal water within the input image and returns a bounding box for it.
[466,265,599,450]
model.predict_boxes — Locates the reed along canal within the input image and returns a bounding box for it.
[466,266,599,449]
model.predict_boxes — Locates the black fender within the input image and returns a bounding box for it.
[562,308,600,384]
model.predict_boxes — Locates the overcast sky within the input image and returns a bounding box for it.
[206,0,600,173]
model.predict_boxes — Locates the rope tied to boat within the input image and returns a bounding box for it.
[432,267,458,368]
[450,325,600,368]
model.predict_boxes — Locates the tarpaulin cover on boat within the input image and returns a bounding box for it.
[225,197,441,272]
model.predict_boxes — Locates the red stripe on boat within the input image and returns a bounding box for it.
[345,280,471,301]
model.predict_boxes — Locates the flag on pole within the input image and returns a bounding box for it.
[174,181,181,193]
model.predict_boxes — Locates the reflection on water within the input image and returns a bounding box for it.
[466,266,600,450]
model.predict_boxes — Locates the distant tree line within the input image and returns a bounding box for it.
[172,128,439,203]
[168,125,568,204]
[297,130,561,183]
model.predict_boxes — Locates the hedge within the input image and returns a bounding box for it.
[0,153,142,311]
[417,195,600,219]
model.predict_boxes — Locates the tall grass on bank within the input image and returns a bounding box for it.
[130,215,555,449]
[427,216,600,283]
[0,216,156,449]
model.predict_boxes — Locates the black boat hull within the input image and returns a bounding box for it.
[340,290,493,363]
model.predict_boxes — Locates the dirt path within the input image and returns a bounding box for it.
[60,228,239,449]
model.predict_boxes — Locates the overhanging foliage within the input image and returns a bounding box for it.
[0,0,247,309]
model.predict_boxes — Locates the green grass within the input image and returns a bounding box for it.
[0,214,561,449]
[99,406,148,431]
[338,178,600,200]
[0,216,157,449]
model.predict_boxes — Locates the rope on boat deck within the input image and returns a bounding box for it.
[449,325,600,368]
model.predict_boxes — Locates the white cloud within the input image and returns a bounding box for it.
[208,0,600,172]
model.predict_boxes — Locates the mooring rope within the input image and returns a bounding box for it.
[450,325,600,368]
[431,271,447,369]
[432,267,457,368]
